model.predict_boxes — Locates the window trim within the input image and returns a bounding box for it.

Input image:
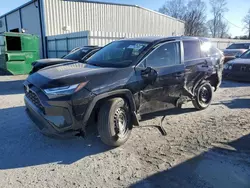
[136,40,182,68]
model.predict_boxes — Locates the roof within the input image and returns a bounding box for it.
[0,1,35,19]
[0,0,185,24]
[120,36,210,43]
[121,36,166,42]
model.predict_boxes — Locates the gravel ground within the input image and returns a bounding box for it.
[0,76,250,188]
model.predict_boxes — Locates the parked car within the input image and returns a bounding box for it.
[223,43,250,63]
[30,46,100,74]
[24,36,224,147]
[223,49,250,82]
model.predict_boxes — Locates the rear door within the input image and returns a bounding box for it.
[136,41,185,114]
[183,40,208,92]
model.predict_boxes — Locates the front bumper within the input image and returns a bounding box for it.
[25,96,80,138]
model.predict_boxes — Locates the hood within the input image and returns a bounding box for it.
[228,58,250,65]
[27,62,133,92]
[223,49,247,56]
[32,58,73,67]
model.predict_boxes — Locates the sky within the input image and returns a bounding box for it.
[1,0,249,37]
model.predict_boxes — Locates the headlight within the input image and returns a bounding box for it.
[224,64,229,69]
[44,82,88,99]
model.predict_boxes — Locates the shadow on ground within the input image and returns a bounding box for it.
[0,79,25,95]
[0,106,111,170]
[213,98,250,109]
[131,134,250,188]
[140,108,196,122]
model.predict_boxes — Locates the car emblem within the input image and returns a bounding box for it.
[241,66,246,71]
[26,85,30,93]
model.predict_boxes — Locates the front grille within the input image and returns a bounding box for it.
[25,90,44,112]
[232,64,250,72]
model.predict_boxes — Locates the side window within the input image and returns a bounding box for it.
[201,41,220,57]
[145,42,181,68]
[183,40,201,61]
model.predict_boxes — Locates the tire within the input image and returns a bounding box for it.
[192,81,213,110]
[97,98,132,147]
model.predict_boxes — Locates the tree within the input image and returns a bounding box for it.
[158,0,187,20]
[242,9,250,39]
[207,0,229,38]
[184,0,208,36]
[158,0,208,37]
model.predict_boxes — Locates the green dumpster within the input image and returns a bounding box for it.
[0,32,39,75]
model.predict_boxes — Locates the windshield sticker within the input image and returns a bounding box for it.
[127,45,135,49]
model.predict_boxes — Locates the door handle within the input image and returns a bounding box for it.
[201,65,209,68]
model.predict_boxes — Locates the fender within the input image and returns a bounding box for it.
[82,89,138,126]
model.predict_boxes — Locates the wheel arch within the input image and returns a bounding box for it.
[82,89,138,126]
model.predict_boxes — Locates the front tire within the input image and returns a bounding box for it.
[98,98,132,147]
[192,81,213,110]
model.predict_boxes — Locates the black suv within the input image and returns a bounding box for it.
[30,46,100,74]
[24,37,224,146]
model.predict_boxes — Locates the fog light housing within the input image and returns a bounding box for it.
[44,115,69,128]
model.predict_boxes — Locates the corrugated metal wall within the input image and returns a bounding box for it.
[47,30,168,58]
[0,17,6,33]
[43,0,185,37]
[47,30,250,58]
[209,38,250,50]
[47,31,89,58]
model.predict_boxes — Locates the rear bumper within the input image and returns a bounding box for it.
[25,96,81,138]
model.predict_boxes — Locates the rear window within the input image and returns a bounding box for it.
[226,43,250,49]
[183,40,201,61]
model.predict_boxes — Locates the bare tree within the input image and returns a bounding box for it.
[158,0,208,37]
[242,9,250,39]
[207,0,229,38]
[158,0,187,20]
[184,0,208,36]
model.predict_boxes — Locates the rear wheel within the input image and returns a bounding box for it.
[98,98,132,147]
[192,82,213,110]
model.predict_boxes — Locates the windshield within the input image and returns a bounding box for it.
[240,50,250,59]
[87,41,149,67]
[226,43,250,49]
[63,48,90,61]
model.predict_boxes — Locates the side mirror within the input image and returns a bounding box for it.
[141,67,152,75]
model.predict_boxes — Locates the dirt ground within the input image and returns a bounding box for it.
[0,75,250,188]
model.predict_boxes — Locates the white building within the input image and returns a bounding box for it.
[0,0,185,58]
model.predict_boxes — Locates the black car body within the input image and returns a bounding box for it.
[223,43,250,63]
[223,49,250,82]
[24,36,224,146]
[30,46,100,74]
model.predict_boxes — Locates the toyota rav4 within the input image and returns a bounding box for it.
[24,36,224,147]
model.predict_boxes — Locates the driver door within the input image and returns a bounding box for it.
[136,41,185,114]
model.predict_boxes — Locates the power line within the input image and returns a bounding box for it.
[221,15,243,29]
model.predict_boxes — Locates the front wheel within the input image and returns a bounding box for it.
[98,98,132,147]
[192,82,213,110]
